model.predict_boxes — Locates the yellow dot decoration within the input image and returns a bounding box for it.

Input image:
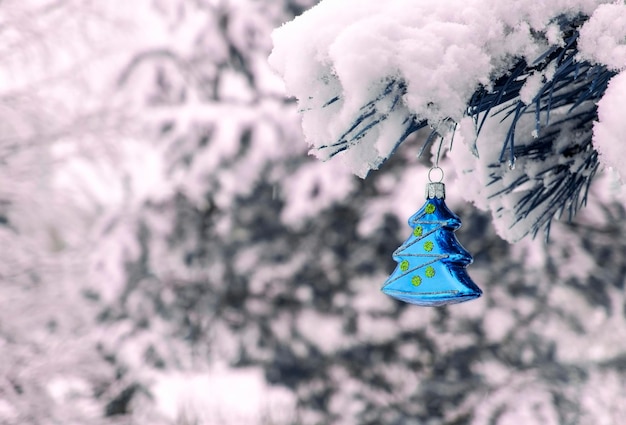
[425,203,436,214]
[424,241,434,252]
[413,226,423,237]
[400,260,409,272]
[425,266,436,278]
[411,275,422,287]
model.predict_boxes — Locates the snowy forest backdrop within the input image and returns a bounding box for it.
[1,1,626,424]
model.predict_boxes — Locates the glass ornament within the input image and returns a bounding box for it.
[381,180,482,306]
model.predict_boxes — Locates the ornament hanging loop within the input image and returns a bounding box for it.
[428,166,444,183]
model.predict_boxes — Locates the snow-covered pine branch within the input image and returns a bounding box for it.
[270,0,626,241]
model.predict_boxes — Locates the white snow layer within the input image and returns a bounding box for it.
[578,3,626,70]
[593,71,626,180]
[151,367,296,424]
[270,0,623,177]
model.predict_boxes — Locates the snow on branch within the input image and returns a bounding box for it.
[270,1,618,175]
[271,0,626,241]
[457,17,615,240]
[316,79,427,165]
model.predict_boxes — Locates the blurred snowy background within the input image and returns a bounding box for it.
[1,1,626,424]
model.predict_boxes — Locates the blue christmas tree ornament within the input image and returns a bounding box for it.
[382,175,482,306]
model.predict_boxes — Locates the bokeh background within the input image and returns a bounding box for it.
[1,1,626,424]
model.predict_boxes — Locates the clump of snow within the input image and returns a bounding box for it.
[579,371,626,425]
[0,400,17,423]
[519,71,545,105]
[270,0,616,176]
[592,70,626,180]
[150,367,296,425]
[482,308,516,342]
[297,310,346,354]
[281,160,356,227]
[472,377,561,425]
[578,3,626,71]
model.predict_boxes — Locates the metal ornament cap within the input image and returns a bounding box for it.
[426,182,445,199]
